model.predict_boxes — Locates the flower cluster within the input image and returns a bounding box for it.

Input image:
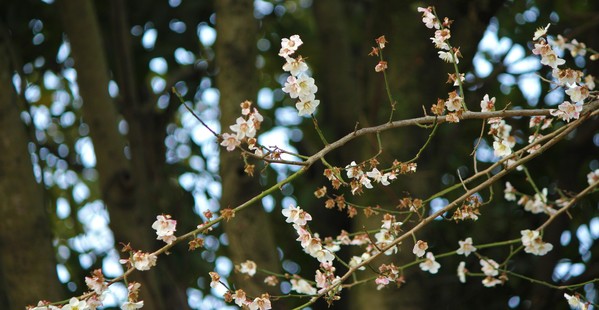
[280,35,320,116]
[119,250,158,271]
[237,260,257,277]
[220,100,264,154]
[283,205,336,265]
[512,185,556,215]
[532,24,596,123]
[521,229,554,256]
[480,258,504,287]
[342,160,415,195]
[375,263,404,290]
[452,195,482,221]
[226,287,272,310]
[488,117,516,158]
[419,6,469,121]
[368,35,389,72]
[152,214,177,245]
[315,263,342,303]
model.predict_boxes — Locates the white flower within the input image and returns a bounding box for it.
[282,56,309,77]
[482,276,502,287]
[456,237,476,257]
[152,214,177,245]
[374,229,398,255]
[521,230,553,256]
[345,161,362,179]
[504,182,517,201]
[312,248,335,263]
[239,260,257,276]
[282,205,312,226]
[564,293,587,310]
[520,229,539,246]
[480,258,499,277]
[296,98,320,116]
[480,94,496,112]
[587,169,599,186]
[367,168,391,185]
[457,261,467,283]
[550,101,582,122]
[131,252,157,271]
[220,133,240,151]
[283,75,317,100]
[493,140,512,158]
[419,252,441,274]
[232,290,248,307]
[533,23,550,40]
[412,240,428,258]
[438,51,458,63]
[248,295,272,310]
[565,85,589,103]
[121,301,144,310]
[359,174,373,189]
[230,117,256,139]
[417,6,439,29]
[61,298,89,310]
[279,35,303,58]
[290,279,317,295]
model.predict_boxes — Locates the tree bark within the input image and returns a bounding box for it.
[215,0,281,297]
[0,40,64,309]
[58,1,190,308]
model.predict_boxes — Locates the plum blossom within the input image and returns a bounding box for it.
[550,101,582,122]
[296,98,320,116]
[152,214,177,245]
[283,55,308,76]
[291,279,317,295]
[230,116,256,140]
[413,240,428,258]
[456,237,476,257]
[61,298,89,310]
[445,91,462,112]
[521,229,553,256]
[209,271,221,288]
[279,35,303,58]
[121,301,144,310]
[85,269,107,295]
[480,94,495,112]
[248,294,272,310]
[532,23,550,41]
[417,6,439,29]
[282,205,312,226]
[375,229,398,255]
[419,252,441,274]
[493,139,512,158]
[457,261,467,283]
[220,133,240,151]
[565,85,589,103]
[587,169,599,186]
[232,290,248,307]
[564,293,588,310]
[239,260,257,276]
[504,182,517,201]
[480,258,499,277]
[131,251,157,271]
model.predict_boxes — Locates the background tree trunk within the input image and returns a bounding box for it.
[58,0,191,308]
[0,40,64,309]
[215,0,281,297]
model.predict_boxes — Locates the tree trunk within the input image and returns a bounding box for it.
[58,1,190,308]
[215,0,281,297]
[0,40,64,309]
